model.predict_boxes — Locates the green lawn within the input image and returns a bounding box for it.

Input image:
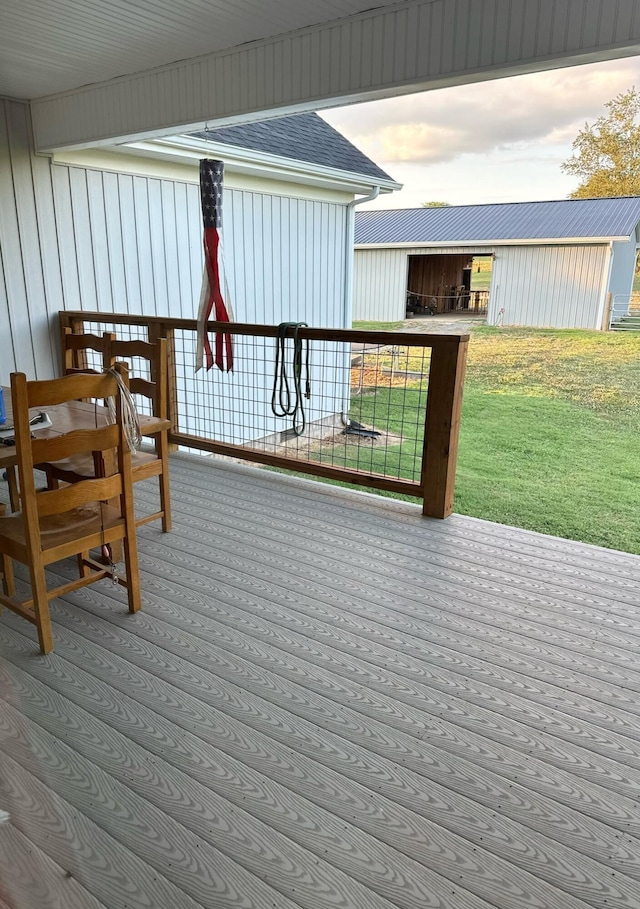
[453,326,640,553]
[352,320,404,331]
[339,325,640,554]
[279,325,640,553]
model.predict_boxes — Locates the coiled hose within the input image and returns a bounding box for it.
[271,322,310,436]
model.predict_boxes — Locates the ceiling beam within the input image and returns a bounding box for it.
[31,0,640,152]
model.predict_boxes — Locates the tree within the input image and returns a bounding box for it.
[561,88,640,198]
[421,201,451,207]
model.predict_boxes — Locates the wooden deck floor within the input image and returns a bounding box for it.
[2,453,640,909]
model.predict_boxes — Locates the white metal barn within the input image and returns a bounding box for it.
[354,198,640,329]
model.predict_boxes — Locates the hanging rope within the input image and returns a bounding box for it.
[105,367,142,452]
[271,322,311,436]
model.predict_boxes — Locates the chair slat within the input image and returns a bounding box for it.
[36,475,123,517]
[128,376,154,396]
[61,328,116,374]
[32,425,119,465]
[110,339,157,360]
[27,372,115,408]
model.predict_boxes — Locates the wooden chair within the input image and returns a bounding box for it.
[61,327,116,376]
[45,336,171,532]
[0,504,14,596]
[0,369,141,654]
[3,330,118,514]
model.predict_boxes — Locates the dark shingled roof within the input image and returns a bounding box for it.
[190,112,394,183]
[355,197,640,245]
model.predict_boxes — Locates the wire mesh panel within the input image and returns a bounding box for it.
[59,312,469,512]
[171,327,431,487]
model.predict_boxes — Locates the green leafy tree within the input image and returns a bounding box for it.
[562,88,640,198]
[421,200,451,207]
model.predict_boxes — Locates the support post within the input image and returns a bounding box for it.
[421,335,469,519]
[602,292,613,331]
[149,321,179,452]
[58,312,87,371]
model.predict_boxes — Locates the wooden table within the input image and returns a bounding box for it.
[1,391,169,512]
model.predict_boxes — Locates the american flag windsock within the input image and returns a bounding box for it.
[196,159,234,372]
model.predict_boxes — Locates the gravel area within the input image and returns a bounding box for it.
[401,313,486,334]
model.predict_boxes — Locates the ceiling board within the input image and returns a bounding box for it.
[0,0,398,99]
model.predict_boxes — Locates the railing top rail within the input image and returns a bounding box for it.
[60,312,469,347]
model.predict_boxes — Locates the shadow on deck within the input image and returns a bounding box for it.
[1,452,640,909]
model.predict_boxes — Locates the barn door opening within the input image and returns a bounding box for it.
[469,255,492,313]
[406,253,491,316]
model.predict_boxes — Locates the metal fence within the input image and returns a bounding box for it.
[609,293,640,330]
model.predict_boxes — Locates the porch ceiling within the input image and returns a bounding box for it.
[2,454,640,908]
[0,0,393,100]
[7,1,640,154]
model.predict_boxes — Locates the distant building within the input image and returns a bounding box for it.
[354,198,640,329]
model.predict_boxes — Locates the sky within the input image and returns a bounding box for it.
[321,54,640,210]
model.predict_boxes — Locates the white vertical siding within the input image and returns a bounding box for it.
[353,249,408,321]
[488,245,609,329]
[0,98,348,382]
[608,239,637,301]
[0,99,58,380]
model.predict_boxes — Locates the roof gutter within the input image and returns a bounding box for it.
[123,136,401,195]
[344,186,380,328]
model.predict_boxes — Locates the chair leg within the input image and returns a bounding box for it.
[77,551,91,578]
[157,437,172,532]
[159,471,172,532]
[7,467,20,511]
[1,554,14,597]
[29,562,54,654]
[122,532,141,614]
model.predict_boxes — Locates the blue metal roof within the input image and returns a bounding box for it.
[355,198,640,245]
[191,113,395,183]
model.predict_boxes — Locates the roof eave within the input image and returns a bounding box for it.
[124,136,402,195]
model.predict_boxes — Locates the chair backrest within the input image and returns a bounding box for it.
[62,328,117,375]
[11,367,133,547]
[103,337,168,421]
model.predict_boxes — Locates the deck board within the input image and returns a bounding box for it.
[0,823,107,909]
[2,453,640,908]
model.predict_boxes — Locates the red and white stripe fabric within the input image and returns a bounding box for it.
[196,159,234,372]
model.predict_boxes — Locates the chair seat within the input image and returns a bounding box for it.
[0,502,123,553]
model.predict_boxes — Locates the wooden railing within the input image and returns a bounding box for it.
[59,311,469,518]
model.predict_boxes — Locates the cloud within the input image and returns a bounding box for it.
[322,56,640,166]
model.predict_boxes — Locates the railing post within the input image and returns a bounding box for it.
[421,335,469,518]
[149,321,179,452]
[602,292,613,331]
[58,312,87,371]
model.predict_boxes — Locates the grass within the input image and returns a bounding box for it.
[311,324,640,555]
[457,327,640,553]
[470,256,493,291]
[352,320,404,331]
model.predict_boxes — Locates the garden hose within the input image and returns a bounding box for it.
[271,322,310,436]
